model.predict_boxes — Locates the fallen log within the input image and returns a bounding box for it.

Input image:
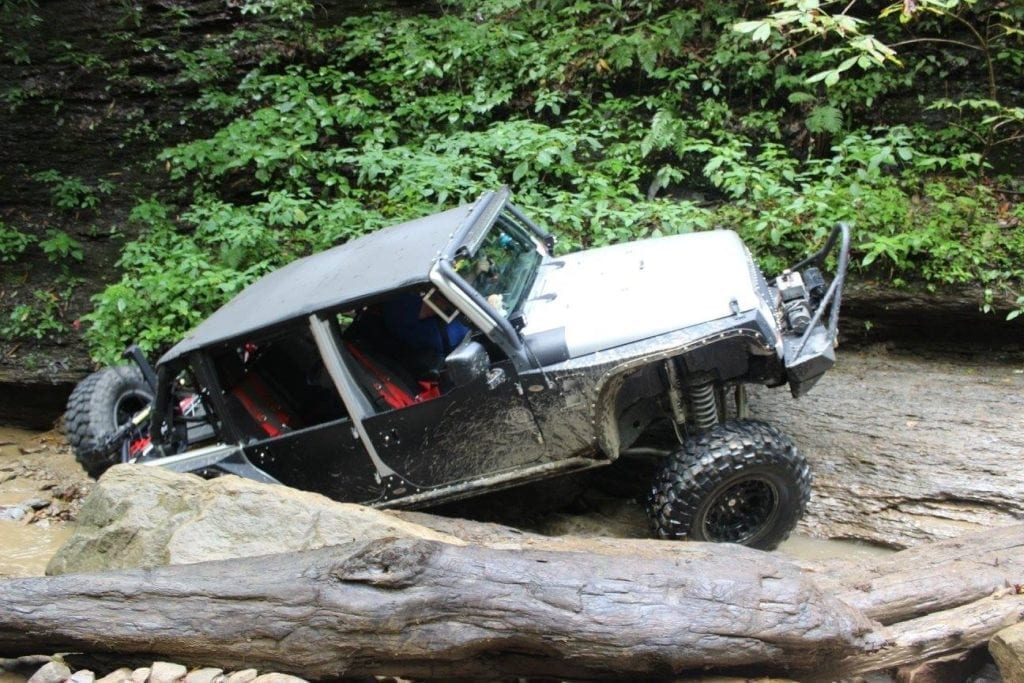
[825,523,1024,624]
[5,525,1024,678]
[1,536,872,680]
[825,590,1024,679]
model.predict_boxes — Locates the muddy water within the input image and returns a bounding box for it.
[0,471,74,576]
[778,533,891,562]
[0,427,84,578]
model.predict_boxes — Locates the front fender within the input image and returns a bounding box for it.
[590,325,775,457]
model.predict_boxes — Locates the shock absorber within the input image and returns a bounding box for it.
[687,381,719,432]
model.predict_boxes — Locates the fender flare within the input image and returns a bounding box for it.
[591,328,772,457]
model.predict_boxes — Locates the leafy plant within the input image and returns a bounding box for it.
[1,288,71,341]
[0,221,34,262]
[32,170,113,212]
[39,230,84,263]
[734,0,1024,166]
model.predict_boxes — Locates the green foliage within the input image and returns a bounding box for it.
[39,229,83,263]
[0,221,34,262]
[67,0,1024,361]
[32,170,113,212]
[238,0,312,22]
[0,287,72,341]
[736,0,1024,162]
[0,0,40,64]
[805,105,843,134]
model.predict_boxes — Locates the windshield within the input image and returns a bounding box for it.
[456,210,542,317]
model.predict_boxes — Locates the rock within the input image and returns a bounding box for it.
[250,675,306,683]
[130,668,149,683]
[990,621,1024,683]
[46,466,462,574]
[69,669,96,683]
[148,662,187,683]
[224,670,257,683]
[969,662,1005,683]
[0,505,26,521]
[13,656,51,668]
[95,667,133,683]
[52,482,88,502]
[22,498,50,510]
[750,352,1024,548]
[27,661,71,683]
[183,668,223,683]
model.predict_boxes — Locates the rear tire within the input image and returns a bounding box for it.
[65,366,153,478]
[647,420,810,550]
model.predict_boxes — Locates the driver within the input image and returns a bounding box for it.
[381,291,470,378]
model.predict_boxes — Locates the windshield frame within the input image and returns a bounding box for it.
[431,189,552,369]
[455,210,544,317]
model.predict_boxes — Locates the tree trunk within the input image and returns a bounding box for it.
[1,536,872,680]
[2,523,1022,680]
[827,524,1024,623]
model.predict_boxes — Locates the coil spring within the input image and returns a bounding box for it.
[688,381,719,432]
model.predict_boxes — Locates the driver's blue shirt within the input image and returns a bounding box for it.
[382,293,469,355]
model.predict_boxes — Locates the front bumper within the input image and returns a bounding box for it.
[778,223,851,397]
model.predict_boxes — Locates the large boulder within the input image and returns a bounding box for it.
[990,621,1024,683]
[46,465,461,575]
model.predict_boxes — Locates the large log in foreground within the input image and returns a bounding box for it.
[2,536,872,679]
[3,525,1024,680]
[2,537,870,680]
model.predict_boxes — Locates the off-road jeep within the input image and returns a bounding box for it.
[66,188,849,549]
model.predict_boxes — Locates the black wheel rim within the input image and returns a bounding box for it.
[700,475,779,544]
[113,391,150,428]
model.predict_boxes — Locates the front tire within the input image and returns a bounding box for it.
[647,420,811,550]
[65,366,153,478]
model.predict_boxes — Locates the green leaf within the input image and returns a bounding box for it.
[806,69,832,84]
[805,105,843,134]
[704,156,725,174]
[734,20,768,34]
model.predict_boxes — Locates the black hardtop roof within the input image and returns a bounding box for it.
[158,199,483,365]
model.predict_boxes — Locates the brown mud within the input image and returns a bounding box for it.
[0,427,88,577]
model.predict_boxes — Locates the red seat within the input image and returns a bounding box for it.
[345,342,440,411]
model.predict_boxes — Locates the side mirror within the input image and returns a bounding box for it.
[445,341,489,387]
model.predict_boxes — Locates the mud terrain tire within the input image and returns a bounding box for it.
[648,420,810,550]
[65,366,153,478]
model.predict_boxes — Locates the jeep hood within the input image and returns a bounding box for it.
[520,230,764,358]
